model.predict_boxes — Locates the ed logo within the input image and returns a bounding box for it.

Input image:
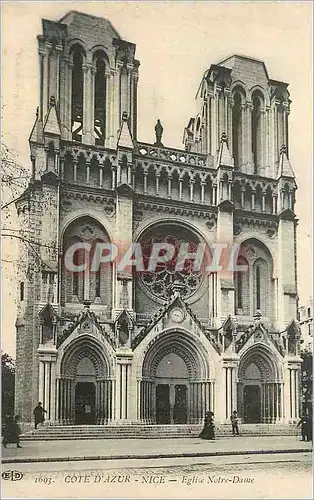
[2,470,24,481]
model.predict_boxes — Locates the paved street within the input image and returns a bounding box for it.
[2,435,311,463]
[2,452,312,499]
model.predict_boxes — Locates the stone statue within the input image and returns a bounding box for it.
[154,119,164,146]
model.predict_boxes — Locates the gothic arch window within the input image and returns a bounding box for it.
[61,217,112,307]
[237,239,273,319]
[71,45,85,142]
[232,92,243,168]
[251,92,264,173]
[93,51,107,146]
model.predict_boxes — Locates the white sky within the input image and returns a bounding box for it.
[2,1,313,358]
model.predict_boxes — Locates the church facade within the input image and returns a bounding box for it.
[15,11,302,427]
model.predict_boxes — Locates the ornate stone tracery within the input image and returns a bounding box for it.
[139,224,203,301]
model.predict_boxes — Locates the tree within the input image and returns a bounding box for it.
[1,142,57,270]
[300,348,313,416]
[1,352,15,417]
[1,142,30,211]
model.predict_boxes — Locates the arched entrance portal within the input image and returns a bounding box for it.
[58,336,114,425]
[155,353,189,424]
[238,345,283,423]
[140,330,213,424]
[74,357,96,424]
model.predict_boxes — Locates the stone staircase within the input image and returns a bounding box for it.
[21,423,299,441]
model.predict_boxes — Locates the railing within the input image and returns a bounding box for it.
[135,142,211,168]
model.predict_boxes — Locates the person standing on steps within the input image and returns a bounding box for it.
[33,402,47,429]
[230,410,240,436]
[297,414,311,441]
[199,411,215,440]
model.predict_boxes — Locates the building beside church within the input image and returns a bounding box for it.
[298,299,313,353]
[15,11,302,428]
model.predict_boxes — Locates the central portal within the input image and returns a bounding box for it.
[156,384,188,424]
[75,382,96,424]
[155,353,189,424]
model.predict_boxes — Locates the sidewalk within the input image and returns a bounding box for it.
[2,435,312,464]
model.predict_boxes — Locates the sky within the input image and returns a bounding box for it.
[1,1,313,358]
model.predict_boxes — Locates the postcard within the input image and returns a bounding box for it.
[1,1,313,499]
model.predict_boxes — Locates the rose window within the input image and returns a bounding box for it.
[139,227,203,300]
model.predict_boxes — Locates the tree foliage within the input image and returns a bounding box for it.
[300,348,313,415]
[1,142,30,211]
[1,352,15,417]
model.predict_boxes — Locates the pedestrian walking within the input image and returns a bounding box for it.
[199,411,215,440]
[3,415,22,448]
[33,402,47,429]
[297,414,311,441]
[230,410,240,436]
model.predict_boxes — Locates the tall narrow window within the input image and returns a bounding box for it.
[72,248,84,299]
[232,92,242,168]
[251,95,262,173]
[73,249,79,296]
[20,282,24,302]
[71,47,84,142]
[95,268,101,298]
[237,273,243,310]
[94,54,106,146]
[256,265,261,310]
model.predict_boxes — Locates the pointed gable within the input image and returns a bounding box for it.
[132,293,220,353]
[277,145,295,179]
[44,97,61,136]
[117,112,134,149]
[217,132,234,168]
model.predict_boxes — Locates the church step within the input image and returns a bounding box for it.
[21,424,298,441]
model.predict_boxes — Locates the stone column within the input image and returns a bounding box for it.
[241,186,245,208]
[105,71,111,147]
[65,58,73,141]
[179,177,183,201]
[251,189,256,211]
[37,346,58,422]
[82,63,93,144]
[42,46,51,120]
[262,191,266,213]
[245,102,253,172]
[112,67,121,148]
[115,353,133,422]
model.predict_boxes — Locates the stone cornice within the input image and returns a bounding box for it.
[233,171,277,188]
[60,140,116,160]
[234,210,278,231]
[61,184,116,215]
[134,195,217,220]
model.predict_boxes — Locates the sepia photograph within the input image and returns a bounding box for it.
[1,1,313,499]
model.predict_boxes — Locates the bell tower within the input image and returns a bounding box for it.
[35,11,139,152]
